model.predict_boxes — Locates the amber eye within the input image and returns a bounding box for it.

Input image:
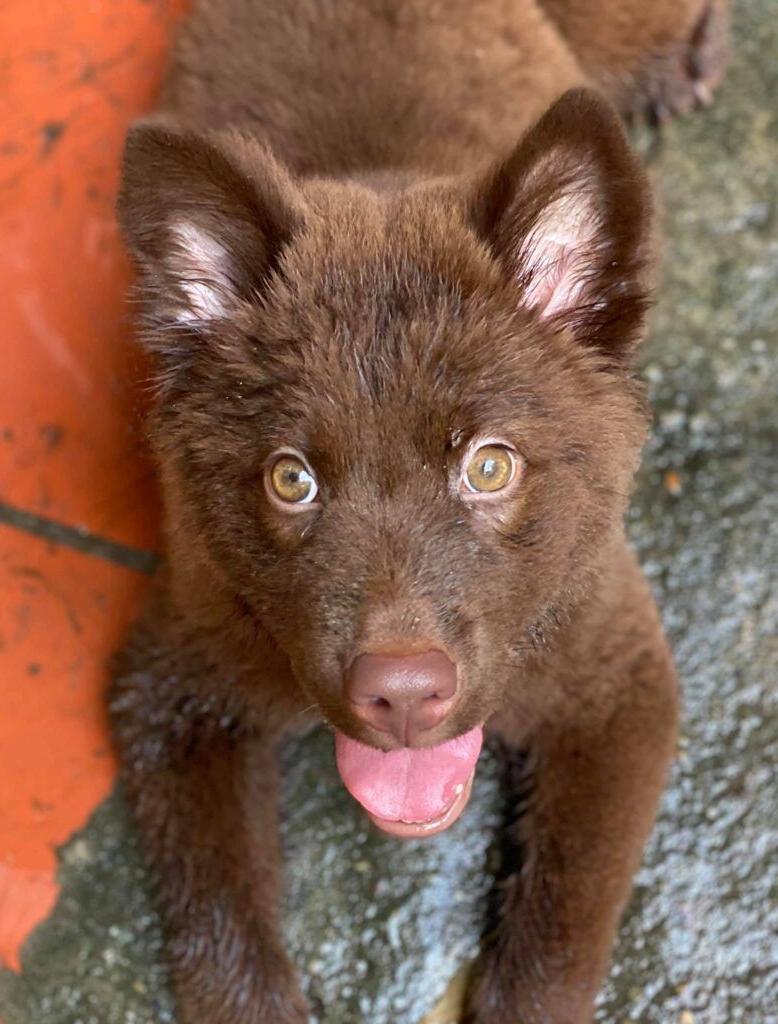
[463,445,517,494]
[267,454,318,505]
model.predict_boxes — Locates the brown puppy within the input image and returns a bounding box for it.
[110,2,729,1022]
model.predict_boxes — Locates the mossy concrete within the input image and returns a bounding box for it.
[2,0,776,1020]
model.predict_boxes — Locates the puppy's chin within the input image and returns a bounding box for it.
[334,725,484,838]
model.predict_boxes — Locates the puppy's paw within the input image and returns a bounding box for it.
[174,948,310,1024]
[178,991,309,1024]
[460,947,527,1024]
[627,0,731,125]
[460,948,589,1024]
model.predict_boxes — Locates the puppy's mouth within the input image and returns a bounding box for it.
[334,726,484,838]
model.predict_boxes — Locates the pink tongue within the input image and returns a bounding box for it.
[335,726,483,823]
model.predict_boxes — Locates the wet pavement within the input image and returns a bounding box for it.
[1,0,776,1021]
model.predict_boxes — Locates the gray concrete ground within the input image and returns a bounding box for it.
[1,0,776,1021]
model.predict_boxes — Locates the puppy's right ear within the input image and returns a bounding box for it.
[118,119,305,335]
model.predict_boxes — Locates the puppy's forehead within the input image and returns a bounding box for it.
[279,195,511,372]
[296,178,493,295]
[259,183,554,457]
[264,301,543,478]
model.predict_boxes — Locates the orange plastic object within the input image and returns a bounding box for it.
[0,0,188,973]
[0,531,149,970]
[0,0,188,549]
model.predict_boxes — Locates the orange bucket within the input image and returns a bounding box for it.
[0,0,187,971]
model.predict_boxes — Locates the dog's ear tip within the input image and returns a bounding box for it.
[553,86,617,113]
[117,122,303,339]
[122,115,183,157]
[534,89,643,177]
[469,91,653,359]
[543,88,625,135]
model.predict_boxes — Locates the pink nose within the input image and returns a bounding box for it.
[347,649,458,746]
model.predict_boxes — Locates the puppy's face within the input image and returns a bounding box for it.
[120,91,652,834]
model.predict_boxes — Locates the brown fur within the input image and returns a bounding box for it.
[110,2,729,1021]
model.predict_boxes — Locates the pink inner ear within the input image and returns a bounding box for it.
[522,234,588,321]
[170,221,234,323]
[517,177,601,321]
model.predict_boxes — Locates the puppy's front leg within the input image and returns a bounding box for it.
[109,626,308,1024]
[464,656,678,1024]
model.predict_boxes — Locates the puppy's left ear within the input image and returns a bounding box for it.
[471,88,654,364]
[117,117,305,332]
